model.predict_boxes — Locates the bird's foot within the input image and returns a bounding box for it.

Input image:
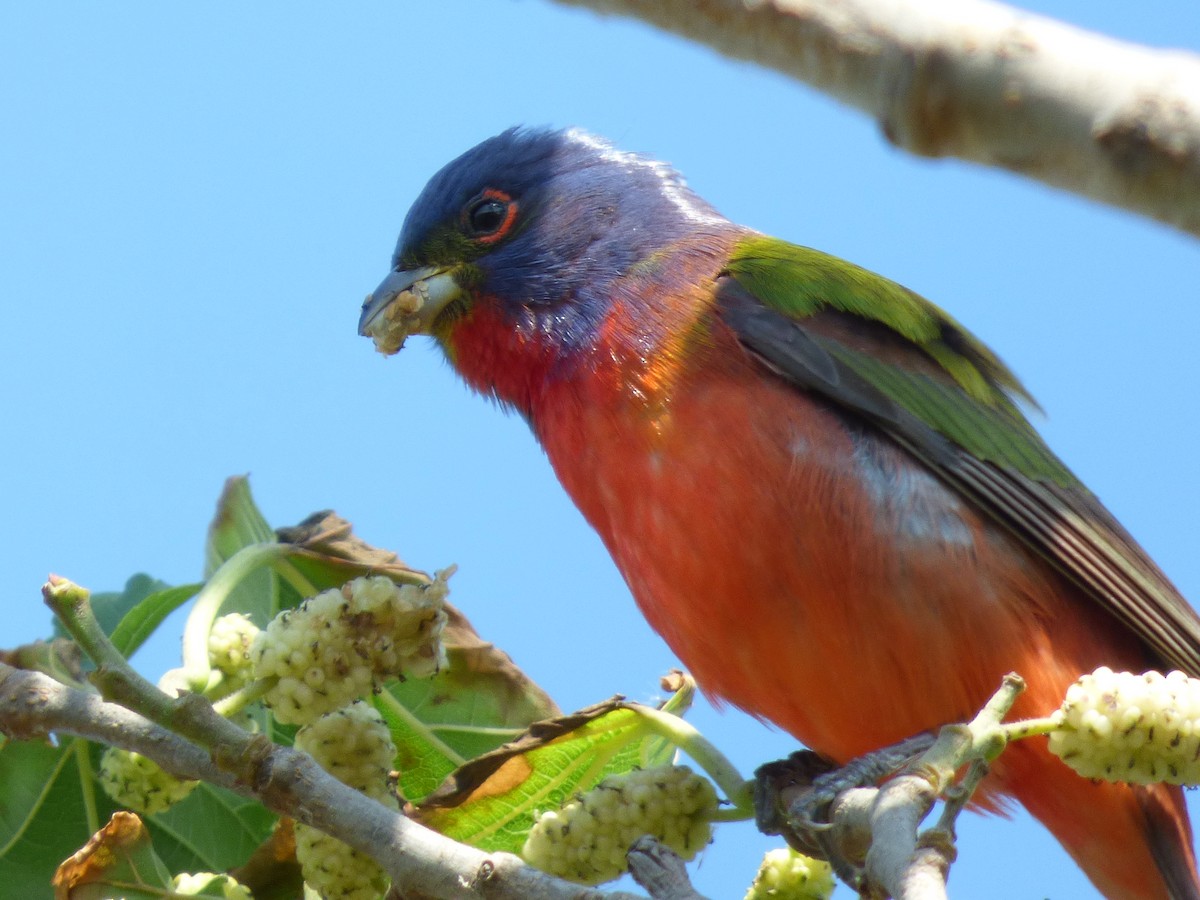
[753,733,936,881]
[753,750,838,847]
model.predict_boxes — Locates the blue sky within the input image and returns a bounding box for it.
[3,2,1199,897]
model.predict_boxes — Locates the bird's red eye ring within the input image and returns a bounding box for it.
[464,188,517,244]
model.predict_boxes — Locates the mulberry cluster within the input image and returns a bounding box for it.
[521,765,717,885]
[250,573,450,725]
[1049,667,1200,785]
[744,847,836,900]
[295,823,391,900]
[293,702,399,900]
[207,612,260,686]
[97,746,198,815]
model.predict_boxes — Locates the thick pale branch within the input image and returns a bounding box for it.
[0,664,641,900]
[867,776,947,900]
[818,782,949,900]
[0,662,242,791]
[550,0,1200,237]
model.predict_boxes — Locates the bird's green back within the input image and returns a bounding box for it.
[723,235,1076,487]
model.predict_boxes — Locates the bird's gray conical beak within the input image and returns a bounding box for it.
[358,265,462,355]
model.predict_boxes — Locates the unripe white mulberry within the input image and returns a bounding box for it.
[294,701,397,800]
[250,573,450,725]
[294,702,399,900]
[208,612,260,685]
[295,822,390,900]
[521,765,717,885]
[744,847,836,900]
[1049,667,1200,785]
[97,746,198,815]
[171,872,253,899]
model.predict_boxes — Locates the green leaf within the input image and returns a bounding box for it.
[110,583,203,658]
[202,477,282,627]
[180,478,292,686]
[376,605,561,803]
[205,477,275,578]
[0,738,117,900]
[0,734,274,899]
[3,639,86,688]
[415,704,658,854]
[608,674,695,775]
[145,783,276,876]
[95,575,173,637]
[374,690,464,804]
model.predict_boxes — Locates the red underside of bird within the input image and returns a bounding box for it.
[359,127,1200,899]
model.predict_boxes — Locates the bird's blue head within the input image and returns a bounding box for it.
[359,127,729,357]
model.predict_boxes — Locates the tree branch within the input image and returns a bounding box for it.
[0,663,643,900]
[866,775,947,900]
[626,837,710,900]
[549,0,1200,237]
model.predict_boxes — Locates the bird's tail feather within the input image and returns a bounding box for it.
[1140,783,1200,900]
[999,742,1198,900]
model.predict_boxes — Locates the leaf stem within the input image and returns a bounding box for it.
[275,558,318,601]
[73,738,101,835]
[212,677,276,718]
[1000,715,1062,741]
[180,543,290,688]
[708,805,753,823]
[626,704,753,811]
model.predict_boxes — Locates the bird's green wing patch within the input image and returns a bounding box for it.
[723,235,1072,487]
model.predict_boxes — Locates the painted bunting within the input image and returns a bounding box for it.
[358,128,1200,899]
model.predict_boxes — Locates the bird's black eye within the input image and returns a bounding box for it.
[463,189,517,243]
[469,199,506,233]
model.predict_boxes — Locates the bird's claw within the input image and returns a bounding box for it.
[753,750,840,857]
[754,733,937,859]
